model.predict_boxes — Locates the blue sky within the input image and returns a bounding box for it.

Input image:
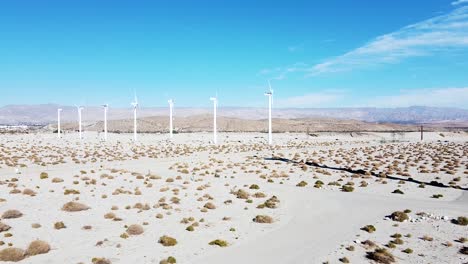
[0,0,467,108]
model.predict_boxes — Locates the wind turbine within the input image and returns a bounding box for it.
[210,96,218,145]
[131,94,138,142]
[57,108,62,138]
[102,104,109,141]
[168,99,174,139]
[76,106,84,140]
[265,80,273,145]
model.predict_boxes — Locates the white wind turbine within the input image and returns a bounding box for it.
[102,104,109,141]
[210,96,218,145]
[265,80,273,145]
[131,94,139,142]
[57,108,63,138]
[168,99,174,139]
[77,106,84,140]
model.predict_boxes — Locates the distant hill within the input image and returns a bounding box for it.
[53,114,427,133]
[0,104,467,126]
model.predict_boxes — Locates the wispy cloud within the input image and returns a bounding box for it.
[452,0,468,6]
[364,87,468,108]
[275,90,345,108]
[307,7,468,75]
[258,62,309,80]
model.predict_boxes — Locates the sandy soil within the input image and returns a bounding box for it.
[0,131,466,264]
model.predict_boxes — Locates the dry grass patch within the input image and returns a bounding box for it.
[126,224,144,235]
[0,248,25,262]
[209,239,228,247]
[26,240,50,256]
[62,201,90,212]
[2,210,23,219]
[253,215,273,224]
[366,248,395,264]
[0,222,11,232]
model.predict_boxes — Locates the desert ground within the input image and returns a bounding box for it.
[0,131,466,264]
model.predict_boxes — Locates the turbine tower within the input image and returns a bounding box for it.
[131,95,138,142]
[57,108,62,138]
[102,104,108,142]
[265,81,273,145]
[77,106,84,140]
[210,96,218,145]
[168,99,174,139]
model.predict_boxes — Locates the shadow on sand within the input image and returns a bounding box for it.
[266,157,468,191]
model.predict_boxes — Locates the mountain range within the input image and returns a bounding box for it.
[0,104,467,126]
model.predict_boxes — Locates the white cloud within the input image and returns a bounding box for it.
[275,90,345,107]
[365,87,468,108]
[307,6,468,75]
[452,0,468,6]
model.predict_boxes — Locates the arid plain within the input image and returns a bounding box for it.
[0,131,466,264]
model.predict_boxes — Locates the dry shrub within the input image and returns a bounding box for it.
[159,236,177,247]
[52,177,64,183]
[127,224,144,235]
[389,211,408,222]
[253,215,273,224]
[366,248,395,264]
[22,189,36,196]
[2,210,23,219]
[0,222,11,232]
[0,248,25,262]
[204,202,216,210]
[26,240,50,256]
[92,257,112,264]
[104,213,116,219]
[62,202,90,212]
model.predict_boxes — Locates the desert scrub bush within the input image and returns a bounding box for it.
[249,184,260,190]
[460,246,468,255]
[392,189,404,194]
[159,236,177,247]
[26,240,50,256]
[104,212,116,219]
[186,225,195,232]
[204,202,216,210]
[253,215,273,224]
[52,178,63,183]
[296,181,308,187]
[22,189,36,196]
[2,210,23,219]
[257,196,279,209]
[0,222,11,232]
[421,235,433,242]
[127,224,144,235]
[92,257,112,264]
[341,186,354,192]
[402,248,413,254]
[361,225,376,233]
[54,222,66,230]
[209,239,228,247]
[160,256,177,264]
[389,211,409,222]
[40,172,48,179]
[452,216,468,226]
[366,248,395,264]
[62,201,90,212]
[64,189,80,195]
[0,247,25,262]
[346,245,355,251]
[431,194,443,199]
[232,189,250,199]
[339,257,350,263]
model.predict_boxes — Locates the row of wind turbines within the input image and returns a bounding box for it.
[57,83,274,145]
